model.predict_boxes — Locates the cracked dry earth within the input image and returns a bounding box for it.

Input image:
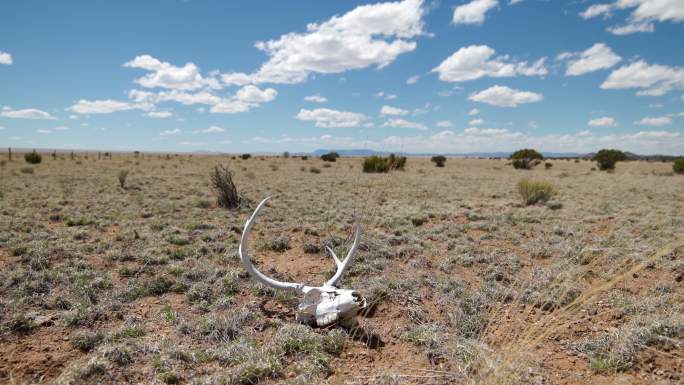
[0,154,682,385]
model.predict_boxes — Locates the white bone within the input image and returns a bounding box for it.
[238,197,366,327]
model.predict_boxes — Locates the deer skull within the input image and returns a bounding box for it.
[239,197,367,327]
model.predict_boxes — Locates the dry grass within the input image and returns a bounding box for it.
[0,154,682,385]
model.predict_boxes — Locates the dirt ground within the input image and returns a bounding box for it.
[0,153,682,384]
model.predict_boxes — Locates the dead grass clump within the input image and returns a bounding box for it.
[517,178,555,205]
[118,170,129,189]
[210,164,242,209]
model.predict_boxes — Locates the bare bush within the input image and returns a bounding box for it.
[211,164,242,209]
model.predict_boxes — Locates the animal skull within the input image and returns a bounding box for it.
[239,197,367,327]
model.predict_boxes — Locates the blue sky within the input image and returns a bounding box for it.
[1,0,683,154]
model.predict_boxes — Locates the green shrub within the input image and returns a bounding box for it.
[517,178,556,205]
[240,153,251,160]
[431,155,446,167]
[362,154,407,173]
[593,149,626,171]
[320,152,339,162]
[510,149,543,169]
[673,158,684,174]
[24,151,42,164]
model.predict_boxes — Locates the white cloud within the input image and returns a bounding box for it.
[193,125,226,134]
[304,94,327,103]
[147,111,173,118]
[380,105,409,116]
[580,4,614,19]
[629,130,680,138]
[36,129,51,134]
[433,45,546,82]
[468,118,484,126]
[1,107,56,120]
[235,85,277,103]
[376,91,398,100]
[580,1,684,34]
[210,100,253,114]
[406,75,420,85]
[68,99,147,114]
[53,126,70,131]
[601,60,684,96]
[560,43,621,76]
[124,55,220,90]
[588,116,619,127]
[436,120,453,128]
[464,127,509,135]
[509,0,524,4]
[179,141,208,146]
[453,0,499,25]
[0,51,12,65]
[469,108,480,116]
[160,128,182,136]
[468,85,543,107]
[634,116,672,126]
[221,0,426,85]
[608,21,655,35]
[296,108,368,128]
[382,118,428,130]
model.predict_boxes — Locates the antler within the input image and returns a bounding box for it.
[239,197,361,291]
[239,197,304,293]
[324,222,361,287]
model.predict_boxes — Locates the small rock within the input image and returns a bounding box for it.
[547,201,562,210]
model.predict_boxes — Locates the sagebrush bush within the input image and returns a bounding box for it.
[320,152,339,162]
[431,155,446,167]
[593,149,625,171]
[517,178,556,205]
[118,170,129,189]
[210,164,242,209]
[240,153,251,160]
[673,158,684,174]
[510,149,543,169]
[24,151,42,164]
[362,154,406,173]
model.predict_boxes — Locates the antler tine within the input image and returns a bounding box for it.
[325,221,362,288]
[239,197,304,293]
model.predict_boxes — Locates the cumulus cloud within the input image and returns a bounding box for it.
[235,85,277,103]
[436,120,453,128]
[380,105,409,116]
[433,45,546,82]
[382,118,428,130]
[634,116,672,126]
[68,99,148,114]
[296,108,368,128]
[559,43,621,76]
[588,116,619,127]
[468,85,543,107]
[580,0,684,35]
[468,118,484,126]
[1,106,56,120]
[452,0,499,25]
[221,0,426,85]
[469,108,480,116]
[0,51,12,65]
[124,55,220,90]
[304,95,327,103]
[601,60,684,96]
